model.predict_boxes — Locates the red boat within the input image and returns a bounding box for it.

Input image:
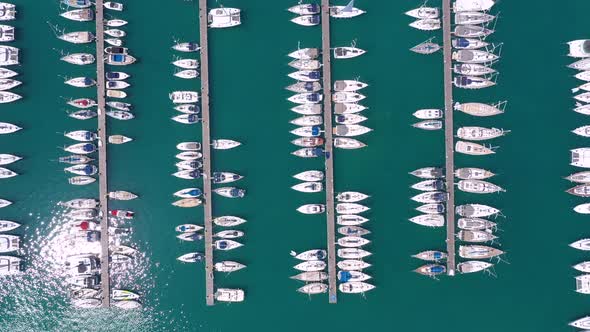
[68,98,97,109]
[109,210,134,219]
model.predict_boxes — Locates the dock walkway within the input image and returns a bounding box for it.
[442,0,456,275]
[321,0,337,303]
[198,0,215,306]
[95,0,111,307]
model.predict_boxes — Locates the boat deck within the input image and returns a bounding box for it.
[321,0,337,303]
[442,0,456,276]
[95,0,111,307]
[199,0,215,306]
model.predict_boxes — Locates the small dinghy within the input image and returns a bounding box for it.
[176,151,202,160]
[294,260,326,272]
[214,230,244,239]
[409,18,441,31]
[64,143,96,154]
[453,63,495,76]
[415,203,445,214]
[65,164,97,176]
[172,42,200,52]
[174,188,202,198]
[453,75,495,89]
[413,120,442,130]
[409,214,445,227]
[405,7,439,19]
[65,130,96,142]
[0,220,20,232]
[176,160,202,170]
[291,15,320,26]
[291,249,327,261]
[455,167,494,180]
[333,124,372,137]
[455,141,495,155]
[291,125,322,137]
[453,25,493,38]
[454,101,505,117]
[104,2,124,11]
[296,204,325,214]
[338,225,370,237]
[458,179,505,194]
[177,252,205,263]
[0,167,16,178]
[288,4,321,15]
[458,217,496,230]
[452,37,489,50]
[290,271,328,282]
[69,176,95,185]
[459,245,504,259]
[0,91,20,103]
[58,31,94,44]
[215,261,246,272]
[213,216,246,227]
[457,230,497,243]
[106,110,134,120]
[456,204,500,218]
[212,172,242,184]
[414,264,446,277]
[410,167,443,179]
[292,147,324,158]
[333,47,366,59]
[457,261,493,274]
[172,114,200,124]
[108,190,138,200]
[0,154,21,166]
[413,109,443,120]
[293,170,324,182]
[69,109,97,120]
[338,236,370,248]
[108,135,132,144]
[411,179,445,191]
[61,9,94,22]
[336,203,369,214]
[177,142,201,151]
[337,248,371,259]
[0,68,17,79]
[291,182,323,193]
[173,170,201,179]
[172,58,199,69]
[338,259,371,271]
[412,250,447,261]
[214,187,245,198]
[61,53,95,65]
[334,137,366,149]
[169,91,199,103]
[291,137,324,147]
[337,214,369,226]
[336,191,369,203]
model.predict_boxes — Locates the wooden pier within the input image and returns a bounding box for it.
[321,0,337,303]
[95,0,111,306]
[442,0,456,276]
[198,0,215,306]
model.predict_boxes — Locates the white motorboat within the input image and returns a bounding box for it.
[333,47,366,59]
[61,53,95,65]
[333,80,367,92]
[575,203,590,214]
[337,270,371,283]
[455,25,494,38]
[291,181,323,193]
[458,180,505,194]
[413,120,442,130]
[332,92,365,103]
[336,191,369,203]
[452,37,489,50]
[456,204,500,217]
[333,124,372,137]
[106,54,136,66]
[212,139,241,150]
[575,71,590,81]
[459,245,504,259]
[453,0,495,12]
[0,24,14,42]
[457,230,497,243]
[104,28,125,38]
[174,69,199,79]
[334,137,366,149]
[455,167,494,180]
[573,125,590,137]
[453,75,495,89]
[287,92,323,104]
[0,220,19,232]
[106,110,134,120]
[297,204,325,214]
[0,67,17,78]
[336,203,369,214]
[338,236,370,248]
[0,2,15,21]
[291,249,327,261]
[568,58,590,71]
[287,48,319,60]
[215,239,243,251]
[176,151,203,160]
[106,19,127,27]
[334,103,367,114]
[337,259,371,271]
[572,148,590,168]
[291,104,322,115]
[409,214,445,227]
[58,31,94,44]
[405,7,439,19]
[453,63,495,76]
[0,154,21,166]
[208,8,241,28]
[108,190,138,200]
[214,230,244,239]
[106,80,130,90]
[172,42,200,52]
[214,288,244,302]
[0,91,20,103]
[288,70,321,82]
[454,101,505,117]
[64,130,96,142]
[291,125,322,137]
[0,199,11,208]
[410,167,443,179]
[571,239,590,251]
[293,170,324,182]
[452,50,498,64]
[457,126,507,141]
[455,141,495,155]
[215,261,246,272]
[329,2,366,18]
[169,91,199,103]
[172,114,200,124]
[0,78,19,91]
[337,248,371,259]
[111,290,139,301]
[457,261,493,273]
[288,4,320,15]
[106,89,126,98]
[291,15,320,26]
[288,59,321,71]
[0,234,19,252]
[112,300,142,310]
[213,216,247,227]
[294,260,326,272]
[409,19,441,31]
[104,2,124,11]
[413,109,443,120]
[108,135,132,144]
[454,12,495,25]
[337,214,369,226]
[290,115,323,126]
[411,179,445,191]
[415,203,445,214]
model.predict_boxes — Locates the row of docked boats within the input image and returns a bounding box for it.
[0,2,22,278]
[288,0,365,27]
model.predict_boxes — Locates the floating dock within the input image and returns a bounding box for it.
[442,0,456,276]
[95,0,111,307]
[321,0,337,303]
[198,0,215,306]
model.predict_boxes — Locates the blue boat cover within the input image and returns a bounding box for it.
[431,265,445,273]
[218,241,228,249]
[83,165,93,174]
[309,93,320,101]
[311,15,321,23]
[188,114,199,122]
[310,4,320,10]
[311,126,321,136]
[309,71,321,79]
[304,82,315,91]
[455,38,469,48]
[112,54,124,62]
[106,72,119,79]
[338,271,352,282]
[82,144,94,152]
[433,252,443,259]
[312,147,323,156]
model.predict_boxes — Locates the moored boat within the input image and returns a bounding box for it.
[454,101,505,117]
[339,281,375,293]
[334,137,366,149]
[214,187,245,198]
[337,259,371,271]
[459,245,504,259]
[412,250,447,261]
[409,214,445,227]
[457,260,493,273]
[213,216,246,227]
[457,179,505,194]
[457,230,497,243]
[455,167,494,180]
[410,167,443,179]
[297,204,325,214]
[337,214,369,226]
[108,190,138,200]
[455,141,495,155]
[414,264,446,276]
[457,217,496,230]
[456,204,500,217]
[214,261,246,272]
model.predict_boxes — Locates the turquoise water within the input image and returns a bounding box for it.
[1,0,589,331]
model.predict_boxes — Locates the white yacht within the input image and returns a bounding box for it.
[214,289,244,302]
[456,126,507,141]
[333,47,366,59]
[208,8,241,28]
[409,19,441,31]
[337,214,369,226]
[329,1,366,19]
[405,7,439,19]
[409,214,445,227]
[456,204,500,218]
[338,259,371,271]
